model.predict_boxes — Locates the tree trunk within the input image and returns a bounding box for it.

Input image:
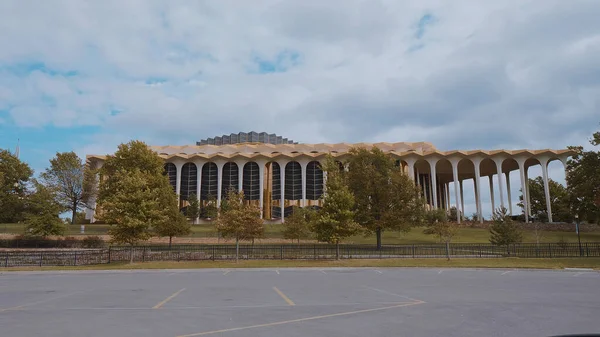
[169,236,172,249]
[71,202,77,225]
[445,241,450,261]
[235,237,239,263]
[376,227,382,250]
[336,241,340,260]
[129,244,134,264]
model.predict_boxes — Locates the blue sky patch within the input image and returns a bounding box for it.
[1,61,78,77]
[251,50,302,74]
[415,14,436,39]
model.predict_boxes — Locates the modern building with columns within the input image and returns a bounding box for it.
[85,132,574,224]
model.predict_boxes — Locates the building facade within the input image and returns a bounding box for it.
[85,132,574,224]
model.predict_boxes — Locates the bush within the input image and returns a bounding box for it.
[81,236,105,248]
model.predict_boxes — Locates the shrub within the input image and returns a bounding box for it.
[81,236,105,248]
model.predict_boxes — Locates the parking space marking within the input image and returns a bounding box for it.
[223,270,231,275]
[0,291,81,313]
[320,270,327,274]
[276,270,280,275]
[500,271,512,276]
[375,270,383,274]
[573,272,584,277]
[176,300,425,337]
[273,286,295,306]
[363,286,420,302]
[438,270,443,274]
[153,288,186,309]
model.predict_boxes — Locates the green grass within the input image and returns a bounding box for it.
[2,222,599,244]
[4,258,600,271]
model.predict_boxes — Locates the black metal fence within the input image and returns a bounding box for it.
[2,242,599,267]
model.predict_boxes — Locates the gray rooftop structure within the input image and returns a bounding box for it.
[197,132,298,145]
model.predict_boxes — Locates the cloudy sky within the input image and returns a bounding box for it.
[1,0,599,217]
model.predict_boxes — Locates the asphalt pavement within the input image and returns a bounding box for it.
[1,267,599,337]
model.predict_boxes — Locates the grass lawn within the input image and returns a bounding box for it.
[4,258,600,271]
[2,222,599,244]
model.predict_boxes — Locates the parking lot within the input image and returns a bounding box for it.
[1,267,599,337]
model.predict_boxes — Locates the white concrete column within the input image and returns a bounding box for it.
[516,158,529,223]
[428,174,434,208]
[471,157,484,223]
[404,158,416,182]
[459,180,465,221]
[216,162,224,208]
[237,162,244,193]
[279,161,287,223]
[258,161,265,219]
[195,162,204,224]
[446,182,451,210]
[489,175,495,212]
[505,171,513,216]
[538,156,553,223]
[427,158,439,209]
[175,162,183,206]
[524,168,532,217]
[493,158,506,209]
[450,158,461,223]
[300,161,308,207]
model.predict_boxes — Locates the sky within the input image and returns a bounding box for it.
[1,0,599,218]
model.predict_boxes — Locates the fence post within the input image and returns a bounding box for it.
[4,252,8,267]
[280,246,284,260]
[314,244,316,260]
[212,245,216,261]
[412,245,415,258]
[142,246,146,262]
[108,247,112,264]
[586,243,589,257]
[549,243,552,258]
[177,246,181,262]
[39,252,43,267]
[74,252,78,266]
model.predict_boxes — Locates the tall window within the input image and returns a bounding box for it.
[180,163,197,201]
[306,161,323,200]
[243,162,260,200]
[164,163,177,192]
[285,161,302,200]
[222,162,239,197]
[200,163,218,200]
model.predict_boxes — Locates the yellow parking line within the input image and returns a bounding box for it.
[0,291,81,313]
[153,288,186,309]
[177,300,425,337]
[272,286,295,306]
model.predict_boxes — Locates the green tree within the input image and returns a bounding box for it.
[0,149,33,223]
[423,208,460,260]
[201,194,218,219]
[23,181,66,237]
[283,206,313,243]
[517,177,571,222]
[312,157,360,259]
[215,189,264,262]
[97,141,179,262]
[186,193,200,224]
[40,151,87,225]
[489,207,523,254]
[346,147,424,249]
[567,127,600,223]
[154,200,191,249]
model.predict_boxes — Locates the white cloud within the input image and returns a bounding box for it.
[0,0,598,156]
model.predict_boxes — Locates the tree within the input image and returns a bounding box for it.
[517,177,571,223]
[311,156,361,259]
[214,189,264,262]
[346,147,424,249]
[186,193,200,224]
[0,149,33,223]
[40,152,87,225]
[567,127,600,223]
[97,141,179,262]
[489,207,523,254]
[23,181,66,237]
[154,200,191,249]
[201,194,218,219]
[423,208,460,260]
[283,206,313,243]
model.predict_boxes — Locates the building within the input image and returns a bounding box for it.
[85,132,574,224]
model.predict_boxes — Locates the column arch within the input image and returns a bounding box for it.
[435,158,453,210]
[479,157,497,219]
[267,161,282,219]
[242,162,260,201]
[413,158,432,208]
[200,162,218,201]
